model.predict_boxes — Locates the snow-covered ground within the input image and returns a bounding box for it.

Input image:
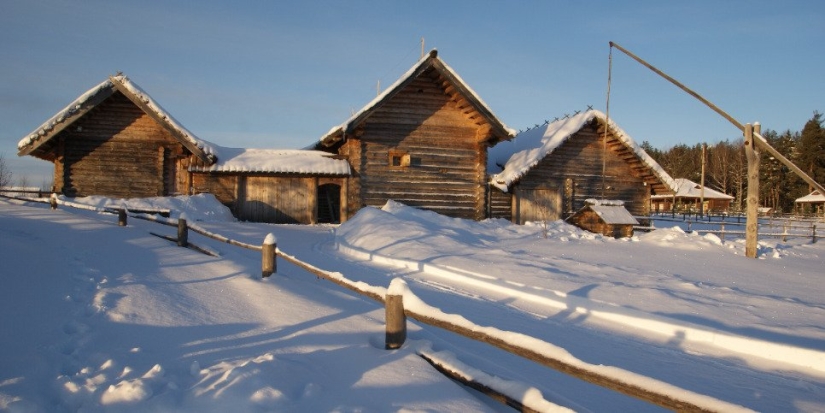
[1,195,824,412]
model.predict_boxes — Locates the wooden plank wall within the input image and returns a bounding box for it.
[191,173,238,207]
[56,93,184,198]
[239,176,316,224]
[517,123,650,218]
[353,75,487,220]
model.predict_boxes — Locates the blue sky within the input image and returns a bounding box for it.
[2,0,823,186]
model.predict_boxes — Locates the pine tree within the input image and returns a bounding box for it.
[797,112,825,192]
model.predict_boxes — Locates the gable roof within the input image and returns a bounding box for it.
[488,109,678,194]
[575,199,640,225]
[189,146,351,175]
[316,50,516,148]
[795,190,825,203]
[17,74,216,165]
[650,178,733,200]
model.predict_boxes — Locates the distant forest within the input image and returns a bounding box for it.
[642,112,825,214]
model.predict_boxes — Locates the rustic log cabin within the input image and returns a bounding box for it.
[314,50,516,221]
[650,178,734,213]
[17,74,217,198]
[488,110,677,224]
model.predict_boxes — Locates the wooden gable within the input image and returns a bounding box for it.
[318,50,514,150]
[53,92,188,198]
[17,74,215,198]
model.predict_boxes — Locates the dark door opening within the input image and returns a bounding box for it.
[317,183,341,224]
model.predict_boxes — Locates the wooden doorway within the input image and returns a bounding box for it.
[317,183,341,224]
[514,188,562,225]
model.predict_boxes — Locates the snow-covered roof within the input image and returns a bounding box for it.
[189,146,351,175]
[650,178,734,200]
[488,110,678,194]
[317,50,516,147]
[795,190,825,203]
[580,199,639,225]
[17,74,216,164]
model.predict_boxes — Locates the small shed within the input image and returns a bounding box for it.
[566,199,639,238]
[189,147,351,224]
[650,178,734,213]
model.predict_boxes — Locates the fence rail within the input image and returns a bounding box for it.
[3,195,752,412]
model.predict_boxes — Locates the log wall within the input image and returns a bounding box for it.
[350,75,488,220]
[488,188,512,220]
[55,92,189,198]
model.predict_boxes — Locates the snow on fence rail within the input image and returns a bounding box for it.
[10,196,753,412]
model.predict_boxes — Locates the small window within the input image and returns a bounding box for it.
[389,151,410,168]
[409,156,422,167]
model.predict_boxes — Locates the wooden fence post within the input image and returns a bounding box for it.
[262,233,277,278]
[177,218,188,247]
[720,223,725,242]
[814,224,818,244]
[385,293,407,349]
[118,209,127,227]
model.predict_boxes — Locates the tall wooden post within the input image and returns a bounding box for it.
[744,123,760,258]
[118,209,127,226]
[385,293,407,349]
[700,143,706,217]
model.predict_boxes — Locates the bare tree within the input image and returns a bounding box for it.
[0,154,13,188]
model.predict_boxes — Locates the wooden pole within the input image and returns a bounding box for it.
[700,143,706,217]
[609,41,825,197]
[118,209,127,226]
[262,233,277,278]
[744,123,760,258]
[177,218,188,247]
[385,293,407,349]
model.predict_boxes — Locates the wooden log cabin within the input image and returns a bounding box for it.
[17,74,217,198]
[488,110,677,224]
[314,50,516,221]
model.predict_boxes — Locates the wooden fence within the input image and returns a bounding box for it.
[3,195,752,412]
[648,214,819,243]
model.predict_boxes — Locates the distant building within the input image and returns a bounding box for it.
[650,178,734,213]
[795,190,825,216]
